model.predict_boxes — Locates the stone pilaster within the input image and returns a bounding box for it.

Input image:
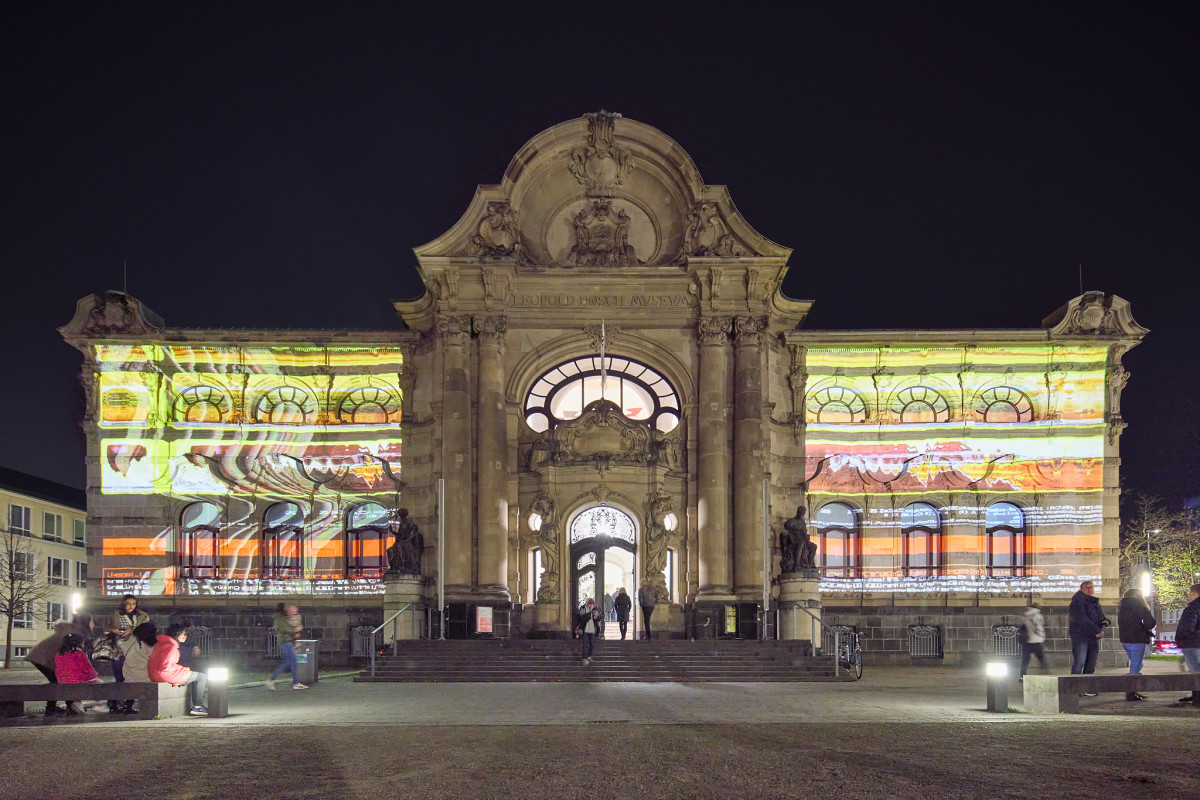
[733,316,767,601]
[474,315,510,602]
[696,316,733,600]
[437,315,474,599]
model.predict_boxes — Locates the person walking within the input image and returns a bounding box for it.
[614,587,632,640]
[575,598,602,665]
[1117,588,1156,701]
[1068,580,1110,692]
[638,582,656,640]
[1018,604,1047,681]
[1175,582,1200,705]
[265,603,309,690]
[107,595,150,713]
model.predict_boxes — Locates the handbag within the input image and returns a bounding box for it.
[92,633,119,661]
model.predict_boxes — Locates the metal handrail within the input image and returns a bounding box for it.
[774,602,845,677]
[369,603,414,677]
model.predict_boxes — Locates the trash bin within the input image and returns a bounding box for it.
[294,639,319,685]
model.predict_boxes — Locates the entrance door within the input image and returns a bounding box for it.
[569,507,637,635]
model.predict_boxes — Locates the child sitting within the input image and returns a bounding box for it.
[55,634,101,714]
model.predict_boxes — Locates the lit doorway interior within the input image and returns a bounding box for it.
[569,506,636,639]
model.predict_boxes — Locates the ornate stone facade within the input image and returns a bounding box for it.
[61,113,1147,663]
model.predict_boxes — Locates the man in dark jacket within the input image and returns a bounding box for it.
[1176,582,1200,704]
[575,599,603,665]
[1068,580,1110,679]
[613,588,632,640]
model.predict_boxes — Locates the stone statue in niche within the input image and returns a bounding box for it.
[386,508,424,576]
[566,200,639,267]
[568,110,634,196]
[643,490,673,599]
[779,506,817,573]
[532,494,560,603]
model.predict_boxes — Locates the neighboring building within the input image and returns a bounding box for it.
[0,466,88,664]
[59,112,1147,665]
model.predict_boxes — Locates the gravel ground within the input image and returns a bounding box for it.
[3,720,1196,799]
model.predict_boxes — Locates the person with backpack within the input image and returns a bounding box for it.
[1018,604,1047,681]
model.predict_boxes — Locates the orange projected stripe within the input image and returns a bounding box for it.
[104,538,167,555]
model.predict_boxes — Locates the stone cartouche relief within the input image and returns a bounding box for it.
[569,110,634,196]
[675,202,748,264]
[566,200,640,267]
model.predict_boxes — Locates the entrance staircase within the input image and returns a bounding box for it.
[356,639,840,682]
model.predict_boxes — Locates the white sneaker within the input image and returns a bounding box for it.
[292,683,309,690]
[264,679,276,691]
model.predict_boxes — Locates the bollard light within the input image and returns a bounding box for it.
[206,666,230,718]
[71,592,83,615]
[986,661,1009,712]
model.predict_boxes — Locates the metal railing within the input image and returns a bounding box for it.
[908,624,942,658]
[773,603,851,677]
[991,624,1021,657]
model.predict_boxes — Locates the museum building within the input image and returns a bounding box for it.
[60,112,1147,665]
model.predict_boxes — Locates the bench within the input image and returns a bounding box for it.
[0,682,190,721]
[1023,673,1200,714]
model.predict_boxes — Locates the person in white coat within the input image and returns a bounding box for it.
[1019,604,1047,681]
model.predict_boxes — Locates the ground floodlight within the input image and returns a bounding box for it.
[209,666,229,682]
[986,661,1008,678]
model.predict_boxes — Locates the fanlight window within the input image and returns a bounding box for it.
[263,502,304,578]
[255,387,317,424]
[346,502,389,576]
[807,387,867,423]
[525,355,680,434]
[570,506,636,545]
[892,386,950,423]
[338,387,400,424]
[180,502,220,578]
[901,502,941,577]
[816,502,861,578]
[175,386,231,423]
[576,552,597,570]
[975,387,1034,423]
[986,502,1026,577]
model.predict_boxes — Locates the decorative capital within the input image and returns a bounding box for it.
[698,316,732,346]
[436,316,472,344]
[734,316,767,345]
[473,315,507,340]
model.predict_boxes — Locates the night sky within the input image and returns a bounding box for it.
[3,4,1196,505]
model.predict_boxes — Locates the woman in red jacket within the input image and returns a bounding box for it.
[148,623,208,716]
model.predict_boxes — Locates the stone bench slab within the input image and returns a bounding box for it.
[0,681,190,720]
[1023,673,1200,714]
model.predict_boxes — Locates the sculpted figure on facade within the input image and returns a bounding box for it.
[569,110,634,196]
[566,200,639,267]
[643,490,673,599]
[386,508,424,576]
[532,494,560,603]
[779,506,817,573]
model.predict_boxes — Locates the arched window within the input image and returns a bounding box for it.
[806,386,867,423]
[263,502,304,578]
[892,386,950,423]
[816,502,861,578]
[180,502,220,579]
[986,502,1026,577]
[524,355,680,434]
[975,387,1034,423]
[346,502,389,577]
[901,502,941,578]
[174,386,230,423]
[254,386,317,425]
[338,387,400,424]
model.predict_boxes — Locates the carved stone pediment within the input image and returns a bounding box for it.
[60,291,165,338]
[1042,292,1148,337]
[551,400,652,466]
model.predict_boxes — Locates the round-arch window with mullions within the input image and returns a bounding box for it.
[524,356,680,434]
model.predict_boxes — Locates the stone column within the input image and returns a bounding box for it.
[474,316,510,602]
[733,316,767,601]
[437,316,473,598]
[696,316,733,599]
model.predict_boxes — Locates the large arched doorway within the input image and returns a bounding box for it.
[569,506,637,637]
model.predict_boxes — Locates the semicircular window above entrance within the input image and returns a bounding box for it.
[524,355,680,433]
[570,506,636,545]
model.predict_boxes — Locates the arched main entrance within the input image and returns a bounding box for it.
[569,506,636,635]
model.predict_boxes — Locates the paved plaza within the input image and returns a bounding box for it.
[2,661,1197,799]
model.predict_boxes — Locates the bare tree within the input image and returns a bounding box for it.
[1119,493,1200,609]
[1,524,54,668]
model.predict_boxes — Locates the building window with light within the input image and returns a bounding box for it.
[346,503,389,577]
[987,502,1026,577]
[47,557,69,586]
[817,502,861,578]
[524,355,680,434]
[263,502,304,578]
[901,502,941,578]
[180,502,221,579]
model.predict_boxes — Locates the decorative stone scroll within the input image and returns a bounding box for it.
[568,110,634,196]
[462,202,525,260]
[551,399,653,466]
[675,201,748,263]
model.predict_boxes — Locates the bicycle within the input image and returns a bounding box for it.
[836,630,863,680]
